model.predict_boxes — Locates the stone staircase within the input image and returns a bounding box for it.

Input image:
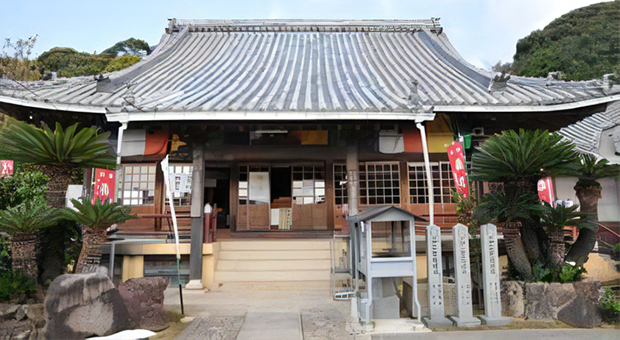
[214,240,332,291]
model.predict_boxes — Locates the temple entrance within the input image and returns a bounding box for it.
[236,164,327,231]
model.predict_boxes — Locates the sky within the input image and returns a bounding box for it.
[0,0,609,70]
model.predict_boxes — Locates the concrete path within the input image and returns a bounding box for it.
[371,329,619,340]
[164,288,619,340]
[165,289,357,339]
[236,312,302,340]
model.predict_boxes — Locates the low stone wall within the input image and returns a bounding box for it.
[501,280,603,328]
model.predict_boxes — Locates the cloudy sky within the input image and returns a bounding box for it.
[0,0,608,69]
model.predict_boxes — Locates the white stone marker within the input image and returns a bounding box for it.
[449,224,481,327]
[422,225,453,328]
[479,223,510,326]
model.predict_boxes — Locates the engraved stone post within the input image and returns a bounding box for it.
[478,223,510,326]
[449,224,481,327]
[422,225,453,328]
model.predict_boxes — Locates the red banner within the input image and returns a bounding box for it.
[93,169,116,203]
[537,177,554,204]
[0,160,13,178]
[447,141,468,197]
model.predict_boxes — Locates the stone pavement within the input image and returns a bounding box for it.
[164,289,363,339]
[164,288,620,340]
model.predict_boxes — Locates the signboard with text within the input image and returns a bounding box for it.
[93,169,116,203]
[537,177,554,204]
[447,141,469,197]
[0,160,13,178]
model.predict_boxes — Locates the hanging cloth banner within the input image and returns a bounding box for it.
[120,130,168,157]
[447,141,469,197]
[93,169,116,203]
[160,156,181,260]
[537,177,554,204]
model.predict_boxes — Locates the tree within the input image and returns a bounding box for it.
[37,47,113,78]
[512,1,619,80]
[565,153,620,265]
[0,35,41,81]
[471,129,580,280]
[103,55,141,73]
[61,198,134,273]
[101,38,151,57]
[0,198,59,278]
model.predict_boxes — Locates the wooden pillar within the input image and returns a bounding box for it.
[186,142,205,289]
[346,144,359,216]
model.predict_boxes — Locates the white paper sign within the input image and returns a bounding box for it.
[249,172,270,203]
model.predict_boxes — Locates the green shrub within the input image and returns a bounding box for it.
[599,288,620,323]
[0,234,11,272]
[558,263,586,283]
[0,270,37,301]
[529,261,586,283]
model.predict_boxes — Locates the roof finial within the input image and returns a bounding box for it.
[488,72,510,92]
[407,79,423,110]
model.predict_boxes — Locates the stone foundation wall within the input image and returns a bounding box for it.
[501,280,603,328]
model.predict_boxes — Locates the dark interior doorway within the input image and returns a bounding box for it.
[204,167,230,228]
[270,167,291,202]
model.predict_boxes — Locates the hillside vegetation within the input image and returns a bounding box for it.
[512,1,619,81]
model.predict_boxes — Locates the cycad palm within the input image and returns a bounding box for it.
[471,129,579,280]
[0,119,116,208]
[61,198,135,273]
[0,199,59,278]
[540,202,593,265]
[565,153,620,265]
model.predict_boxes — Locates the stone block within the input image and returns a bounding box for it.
[118,277,170,331]
[44,271,135,339]
[14,305,26,321]
[501,281,524,318]
[546,282,574,308]
[525,282,555,320]
[556,281,602,328]
[1,304,18,320]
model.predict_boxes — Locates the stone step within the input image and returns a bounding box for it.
[216,259,331,271]
[219,240,331,251]
[215,270,330,283]
[217,249,330,260]
[214,280,331,292]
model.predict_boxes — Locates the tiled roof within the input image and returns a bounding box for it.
[1,19,618,122]
[557,100,620,159]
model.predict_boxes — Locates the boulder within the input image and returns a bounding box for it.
[43,271,136,339]
[557,281,602,328]
[501,281,524,317]
[118,277,170,331]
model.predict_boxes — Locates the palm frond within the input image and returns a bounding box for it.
[0,119,117,169]
[0,199,59,234]
[471,129,579,183]
[61,198,136,231]
[472,189,541,225]
[565,153,620,189]
[540,201,596,232]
